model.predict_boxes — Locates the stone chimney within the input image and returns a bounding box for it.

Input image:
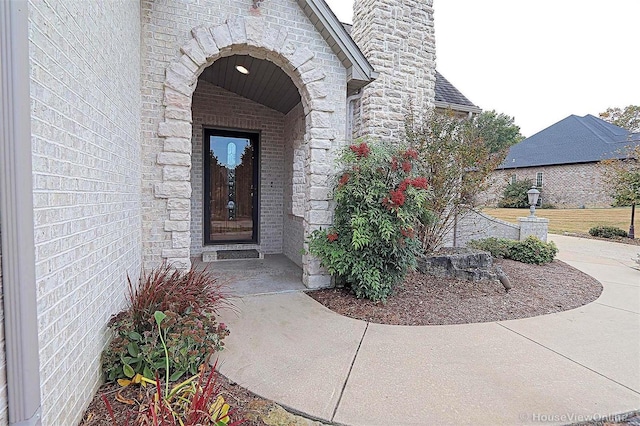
[351,0,436,141]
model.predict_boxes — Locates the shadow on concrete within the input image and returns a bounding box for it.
[193,254,306,296]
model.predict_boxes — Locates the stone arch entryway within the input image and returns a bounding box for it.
[154,16,336,288]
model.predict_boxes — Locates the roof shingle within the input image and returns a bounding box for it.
[342,23,479,112]
[499,114,640,169]
[434,71,479,111]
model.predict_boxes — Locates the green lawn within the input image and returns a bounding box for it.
[481,207,637,235]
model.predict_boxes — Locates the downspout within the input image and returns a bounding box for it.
[0,1,42,425]
[346,91,362,142]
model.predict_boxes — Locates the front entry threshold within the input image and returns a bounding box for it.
[202,248,264,262]
[193,254,306,296]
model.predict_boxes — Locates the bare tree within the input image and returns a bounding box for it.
[406,109,507,252]
[600,145,640,238]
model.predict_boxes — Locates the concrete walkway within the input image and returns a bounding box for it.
[217,235,640,425]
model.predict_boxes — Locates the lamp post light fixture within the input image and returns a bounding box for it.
[527,186,541,217]
[629,203,635,239]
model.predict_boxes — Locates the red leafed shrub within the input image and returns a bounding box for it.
[406,109,507,252]
[102,265,232,382]
[338,173,350,187]
[101,362,245,426]
[349,142,371,158]
[308,140,430,301]
[127,264,230,328]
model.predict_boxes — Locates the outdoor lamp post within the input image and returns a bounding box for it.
[527,186,541,217]
[629,203,635,239]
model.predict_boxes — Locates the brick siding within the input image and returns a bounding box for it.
[481,163,614,208]
[28,0,142,424]
[283,103,307,267]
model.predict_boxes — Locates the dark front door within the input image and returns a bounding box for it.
[204,128,259,244]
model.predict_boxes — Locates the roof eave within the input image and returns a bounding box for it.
[297,0,377,88]
[434,100,482,114]
[497,158,625,170]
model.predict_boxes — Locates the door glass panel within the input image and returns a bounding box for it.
[207,135,255,243]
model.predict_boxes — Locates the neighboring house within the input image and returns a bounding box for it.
[482,114,640,208]
[0,0,485,425]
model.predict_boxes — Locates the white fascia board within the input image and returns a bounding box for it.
[435,100,482,114]
[298,0,376,85]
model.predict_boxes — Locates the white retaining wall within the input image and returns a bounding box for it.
[444,210,525,248]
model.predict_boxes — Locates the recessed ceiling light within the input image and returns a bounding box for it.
[235,65,250,75]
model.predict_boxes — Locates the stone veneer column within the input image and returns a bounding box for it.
[518,216,550,242]
[351,0,436,140]
[157,16,335,288]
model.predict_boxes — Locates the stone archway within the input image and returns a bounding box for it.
[154,16,336,288]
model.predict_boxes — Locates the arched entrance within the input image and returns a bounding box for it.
[155,17,337,288]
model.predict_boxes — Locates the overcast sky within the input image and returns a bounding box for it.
[324,0,640,137]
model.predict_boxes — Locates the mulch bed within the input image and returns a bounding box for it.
[308,259,603,326]
[80,373,269,426]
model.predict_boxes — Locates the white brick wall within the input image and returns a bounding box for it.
[283,103,306,266]
[191,81,285,256]
[519,217,550,242]
[28,0,142,424]
[443,210,521,247]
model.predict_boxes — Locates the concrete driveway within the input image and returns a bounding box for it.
[218,235,640,425]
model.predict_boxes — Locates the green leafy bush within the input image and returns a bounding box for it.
[469,236,557,265]
[102,265,230,382]
[508,236,558,265]
[308,141,430,301]
[588,225,628,239]
[468,237,515,259]
[498,179,534,208]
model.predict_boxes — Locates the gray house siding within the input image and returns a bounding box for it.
[0,223,6,425]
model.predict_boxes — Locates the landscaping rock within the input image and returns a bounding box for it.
[417,247,498,282]
[246,400,329,426]
[495,265,512,291]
